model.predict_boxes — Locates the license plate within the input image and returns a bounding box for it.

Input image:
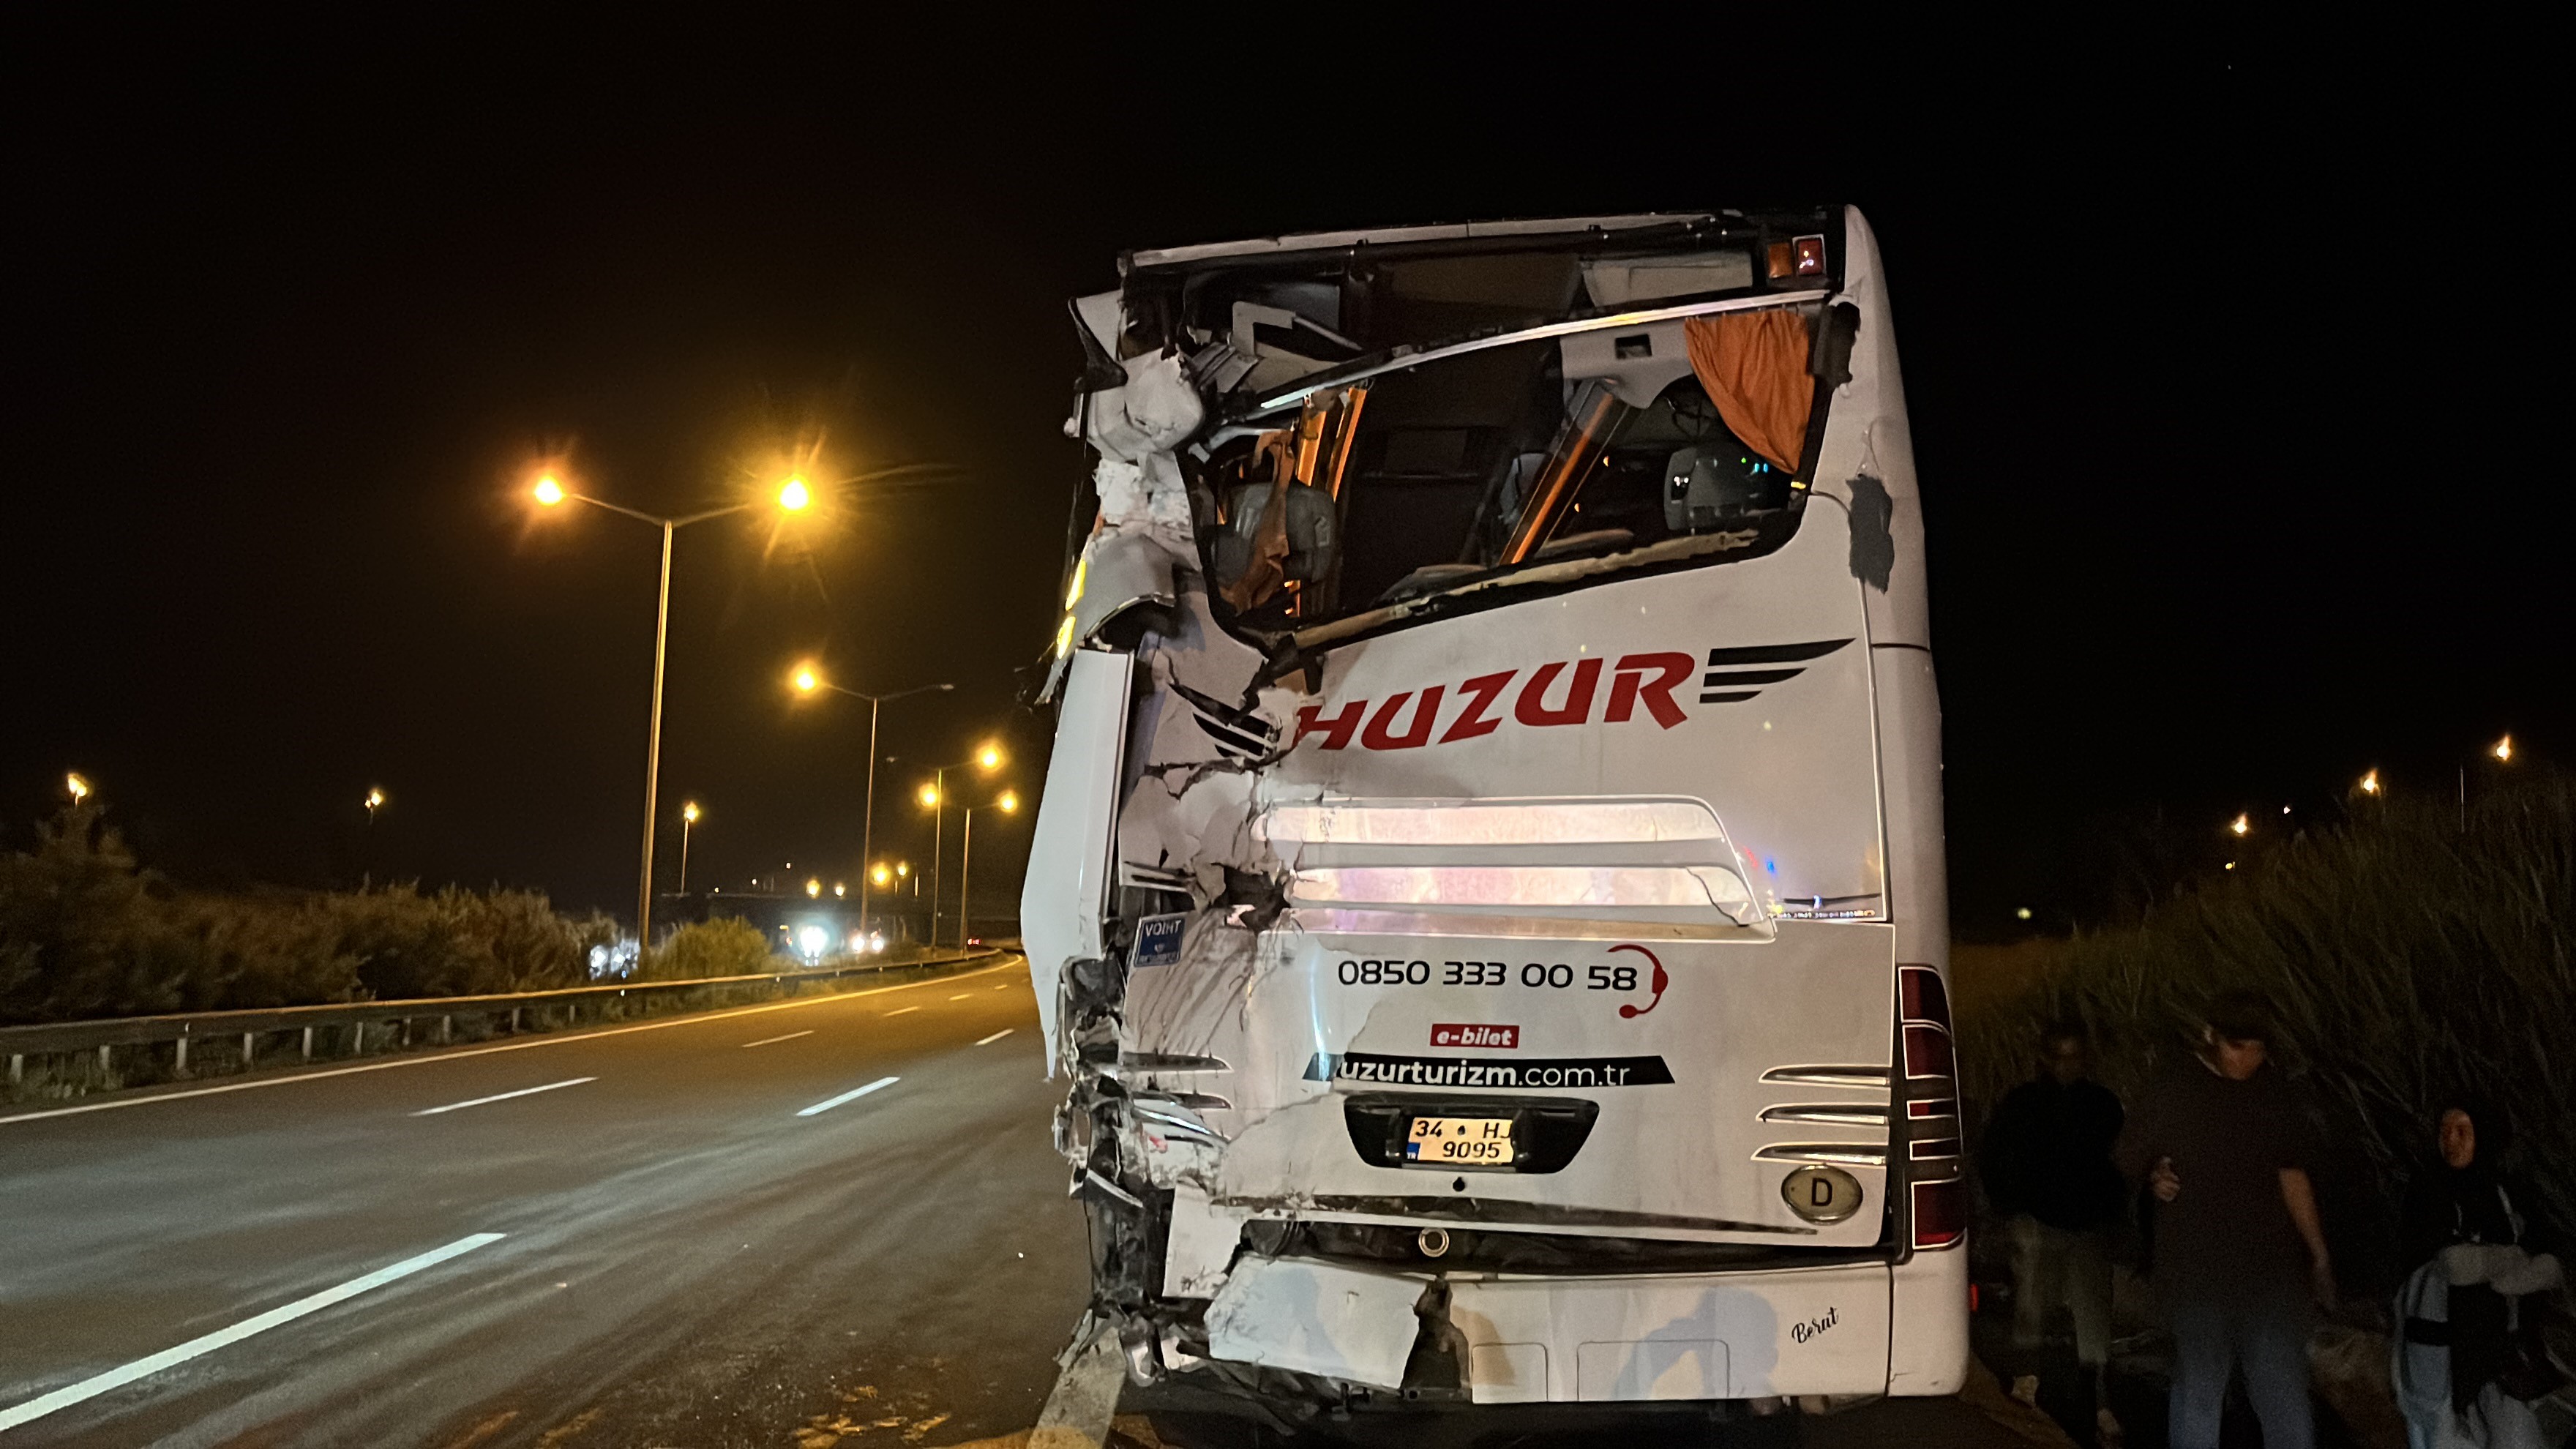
[1404,1115,1516,1166]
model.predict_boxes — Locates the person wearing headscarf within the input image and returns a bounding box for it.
[2391,1095,2565,1449]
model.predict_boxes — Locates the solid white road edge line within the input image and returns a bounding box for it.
[795,1077,899,1117]
[883,1006,920,1016]
[974,1029,1014,1046]
[0,1232,506,1434]
[740,1030,815,1048]
[0,959,1022,1128]
[411,1077,595,1117]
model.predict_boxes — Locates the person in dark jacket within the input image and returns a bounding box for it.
[1982,1021,2126,1372]
[2391,1095,2564,1448]
[2116,990,2335,1449]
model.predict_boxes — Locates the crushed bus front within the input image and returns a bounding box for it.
[1021,206,1966,1418]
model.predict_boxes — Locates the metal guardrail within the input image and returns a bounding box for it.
[1,948,1011,1082]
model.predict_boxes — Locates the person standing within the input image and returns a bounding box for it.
[2391,1096,2564,1449]
[2116,990,2336,1449]
[1982,1022,2126,1375]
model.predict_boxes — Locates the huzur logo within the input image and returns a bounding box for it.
[1293,640,1849,752]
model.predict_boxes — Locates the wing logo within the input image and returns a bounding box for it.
[1698,639,1853,705]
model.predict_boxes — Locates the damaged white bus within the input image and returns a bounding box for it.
[1021,206,1966,1426]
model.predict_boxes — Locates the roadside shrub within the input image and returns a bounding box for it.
[0,805,620,1025]
[640,917,776,981]
[1958,772,2576,1278]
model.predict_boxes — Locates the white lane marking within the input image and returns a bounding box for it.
[974,1029,1014,1046]
[948,992,973,1000]
[411,1077,594,1117]
[883,1006,921,1017]
[1030,1328,1123,1448]
[0,959,1024,1128]
[740,1030,814,1048]
[796,1077,899,1117]
[0,1232,506,1433]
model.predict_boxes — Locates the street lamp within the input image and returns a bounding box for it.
[531,468,809,948]
[680,801,701,893]
[65,772,90,804]
[959,787,1021,948]
[2359,770,2380,796]
[2228,813,2250,837]
[364,787,386,823]
[806,877,823,899]
[918,741,1006,948]
[2494,734,2514,763]
[787,662,952,941]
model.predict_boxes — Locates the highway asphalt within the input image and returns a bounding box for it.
[0,959,1090,1448]
[0,959,2051,1448]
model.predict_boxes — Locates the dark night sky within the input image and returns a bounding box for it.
[2,20,2557,933]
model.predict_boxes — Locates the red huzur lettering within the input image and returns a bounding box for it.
[1437,670,1515,743]
[1294,699,1366,750]
[1607,652,1694,729]
[1515,658,1602,727]
[1293,650,1699,752]
[1360,686,1444,750]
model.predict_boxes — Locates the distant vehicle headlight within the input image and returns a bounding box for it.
[796,925,829,959]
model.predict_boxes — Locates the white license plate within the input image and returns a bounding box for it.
[1405,1115,1516,1166]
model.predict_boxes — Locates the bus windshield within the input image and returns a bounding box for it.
[1190,316,1827,635]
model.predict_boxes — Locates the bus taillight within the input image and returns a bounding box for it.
[1914,1179,1966,1249]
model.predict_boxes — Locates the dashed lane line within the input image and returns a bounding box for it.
[795,1077,899,1117]
[974,1030,1014,1046]
[740,1030,815,1048]
[883,1006,921,1017]
[0,1232,507,1433]
[412,1077,594,1117]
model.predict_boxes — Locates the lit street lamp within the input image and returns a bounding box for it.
[959,788,1020,948]
[364,787,386,824]
[532,468,810,947]
[788,664,952,940]
[916,743,1005,948]
[65,772,91,804]
[680,801,701,893]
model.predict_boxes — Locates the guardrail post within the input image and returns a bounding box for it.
[440,1015,452,1044]
[302,1026,314,1060]
[242,1031,255,1067]
[509,1007,520,1033]
[350,1022,364,1055]
[174,1030,190,1074]
[98,1044,111,1076]
[8,1053,20,1085]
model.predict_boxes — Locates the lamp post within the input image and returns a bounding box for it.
[65,773,90,804]
[918,742,1004,948]
[959,788,1020,948]
[533,469,812,948]
[364,787,386,825]
[789,667,952,942]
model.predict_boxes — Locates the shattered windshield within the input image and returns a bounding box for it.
[1194,337,1811,629]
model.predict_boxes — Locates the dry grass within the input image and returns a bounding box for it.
[1955,772,2575,1262]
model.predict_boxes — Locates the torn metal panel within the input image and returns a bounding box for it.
[1020,649,1134,1076]
[1203,1256,1423,1389]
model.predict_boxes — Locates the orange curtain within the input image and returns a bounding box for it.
[1682,310,1812,473]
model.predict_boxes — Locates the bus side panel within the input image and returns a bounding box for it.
[1888,1244,1972,1395]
